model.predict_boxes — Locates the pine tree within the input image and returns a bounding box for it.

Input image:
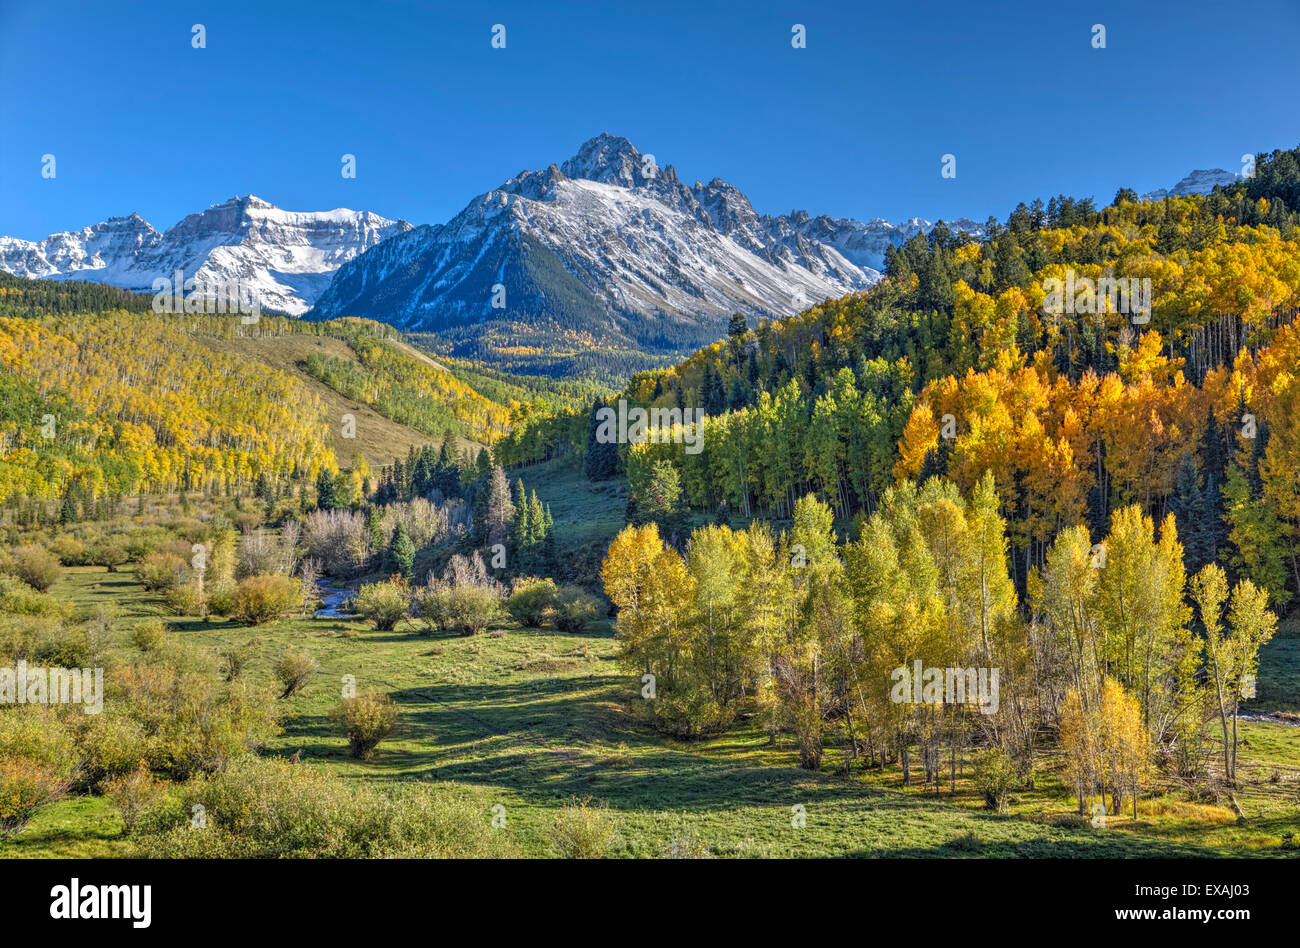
[542,504,556,572]
[315,469,337,511]
[584,399,619,481]
[59,487,79,525]
[702,364,726,416]
[387,523,415,584]
[1170,454,1208,572]
[511,480,532,570]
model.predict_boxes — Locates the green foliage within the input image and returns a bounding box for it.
[353,579,409,632]
[129,620,167,653]
[506,577,558,627]
[387,523,416,583]
[102,765,166,836]
[416,584,502,636]
[548,796,617,859]
[0,757,67,839]
[2,545,62,592]
[552,585,601,633]
[273,650,317,698]
[135,756,510,858]
[234,574,302,625]
[331,692,399,760]
[972,749,1019,813]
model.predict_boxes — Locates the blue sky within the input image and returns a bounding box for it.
[2,0,1298,239]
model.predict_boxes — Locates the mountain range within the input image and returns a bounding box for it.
[308,134,983,351]
[0,196,411,316]
[0,136,1243,351]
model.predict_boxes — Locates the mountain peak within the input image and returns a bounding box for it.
[214,194,274,210]
[1140,167,1239,203]
[560,133,648,186]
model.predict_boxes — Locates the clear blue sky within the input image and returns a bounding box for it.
[2,0,1298,240]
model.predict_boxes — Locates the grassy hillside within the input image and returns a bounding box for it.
[200,332,468,468]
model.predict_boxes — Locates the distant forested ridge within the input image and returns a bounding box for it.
[499,145,1300,608]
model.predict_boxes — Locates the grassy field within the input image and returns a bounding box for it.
[5,562,1299,859]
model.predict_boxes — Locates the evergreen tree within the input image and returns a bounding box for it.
[1170,454,1209,572]
[541,504,556,572]
[584,399,619,481]
[387,523,416,584]
[315,469,337,511]
[702,364,726,416]
[59,487,79,525]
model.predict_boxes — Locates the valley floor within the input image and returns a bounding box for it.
[5,564,1299,859]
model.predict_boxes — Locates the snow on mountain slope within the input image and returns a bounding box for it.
[0,196,411,315]
[1140,168,1240,203]
[310,134,983,348]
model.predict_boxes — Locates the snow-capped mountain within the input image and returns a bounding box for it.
[1140,168,1240,203]
[309,134,981,349]
[0,196,411,315]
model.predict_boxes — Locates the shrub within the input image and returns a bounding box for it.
[0,757,67,838]
[417,583,502,636]
[231,511,262,534]
[274,650,317,698]
[135,757,511,858]
[206,586,237,617]
[48,535,89,566]
[103,765,166,835]
[0,575,64,619]
[30,624,92,668]
[233,574,302,625]
[0,706,78,780]
[548,796,617,858]
[130,620,167,653]
[0,614,56,663]
[235,526,298,579]
[353,579,409,631]
[135,551,186,592]
[123,527,167,560]
[332,692,399,759]
[5,545,62,592]
[218,639,257,681]
[973,748,1019,813]
[506,578,558,627]
[69,711,148,789]
[553,586,601,633]
[92,537,130,572]
[105,660,279,780]
[164,578,204,616]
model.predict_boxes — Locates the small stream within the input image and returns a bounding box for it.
[314,580,354,618]
[1238,712,1300,728]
